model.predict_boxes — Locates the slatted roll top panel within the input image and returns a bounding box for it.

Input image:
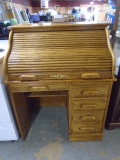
[5,23,114,81]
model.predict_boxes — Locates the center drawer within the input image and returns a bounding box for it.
[69,82,110,98]
[71,110,105,122]
[10,82,68,92]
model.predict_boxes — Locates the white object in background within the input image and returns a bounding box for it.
[68,10,72,15]
[63,16,69,22]
[115,57,120,76]
[52,18,64,23]
[54,15,63,18]
[0,40,19,141]
[53,15,64,23]
[0,81,19,141]
[0,40,8,63]
[48,10,57,17]
[40,0,48,8]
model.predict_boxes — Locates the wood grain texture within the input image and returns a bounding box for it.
[7,29,112,81]
[4,23,115,141]
[7,86,32,140]
[69,133,103,141]
[70,99,107,110]
[10,82,68,92]
[8,23,109,32]
[71,110,105,122]
[69,82,110,98]
[105,27,115,76]
[3,31,13,82]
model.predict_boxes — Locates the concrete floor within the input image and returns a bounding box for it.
[0,106,120,160]
[114,38,120,58]
[0,40,120,160]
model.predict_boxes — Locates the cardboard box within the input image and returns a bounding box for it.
[52,17,64,23]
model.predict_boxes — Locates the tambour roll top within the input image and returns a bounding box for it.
[4,23,115,82]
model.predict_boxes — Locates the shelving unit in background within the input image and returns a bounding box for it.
[1,1,15,20]
[111,0,120,48]
[0,1,29,24]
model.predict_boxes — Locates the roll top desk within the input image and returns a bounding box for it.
[3,23,115,141]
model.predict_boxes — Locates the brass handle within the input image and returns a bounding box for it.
[81,90,99,96]
[81,73,100,79]
[79,127,94,131]
[31,86,48,91]
[19,75,38,81]
[81,104,97,109]
[80,116,96,121]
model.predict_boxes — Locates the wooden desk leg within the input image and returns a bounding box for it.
[8,87,32,140]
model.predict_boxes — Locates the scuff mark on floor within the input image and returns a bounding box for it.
[51,122,58,128]
[74,142,85,148]
[39,137,47,142]
[34,141,63,160]
[0,156,3,160]
[39,131,45,134]
[51,122,61,131]
[112,157,120,160]
[100,150,110,158]
[55,137,64,142]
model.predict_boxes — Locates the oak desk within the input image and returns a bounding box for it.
[4,22,115,141]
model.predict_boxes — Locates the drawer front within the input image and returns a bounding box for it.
[70,99,107,110]
[69,83,110,98]
[8,71,111,81]
[71,123,102,133]
[10,83,68,92]
[71,110,105,122]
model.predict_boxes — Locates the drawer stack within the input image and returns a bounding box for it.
[69,82,112,141]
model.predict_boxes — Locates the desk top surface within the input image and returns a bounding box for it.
[8,22,109,32]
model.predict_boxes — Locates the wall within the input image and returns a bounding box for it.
[12,0,32,6]
[31,2,109,22]
[32,0,117,7]
[31,0,116,18]
[12,0,33,13]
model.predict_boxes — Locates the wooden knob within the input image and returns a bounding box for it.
[81,104,97,109]
[31,86,48,91]
[80,116,96,121]
[81,73,100,79]
[19,75,38,81]
[79,127,94,131]
[81,90,99,96]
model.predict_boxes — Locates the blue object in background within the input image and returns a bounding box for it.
[110,15,115,23]
[108,0,114,5]
[29,14,40,23]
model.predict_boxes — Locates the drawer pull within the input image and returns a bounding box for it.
[81,104,97,109]
[31,86,48,91]
[81,90,99,96]
[80,116,96,121]
[81,73,100,79]
[19,75,38,81]
[79,127,94,131]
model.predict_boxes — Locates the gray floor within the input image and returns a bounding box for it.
[114,39,120,58]
[0,41,120,160]
[0,107,120,160]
